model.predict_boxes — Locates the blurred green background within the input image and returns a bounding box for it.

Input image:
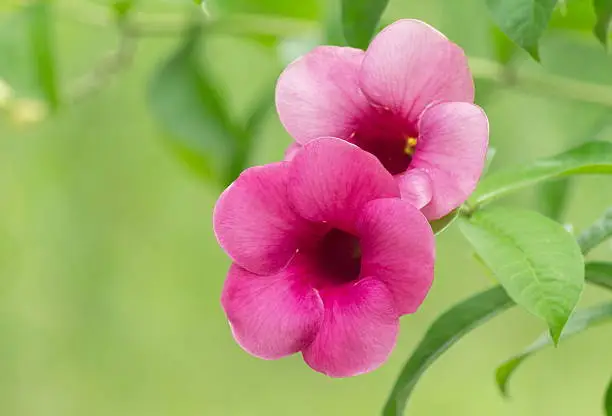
[1,0,612,415]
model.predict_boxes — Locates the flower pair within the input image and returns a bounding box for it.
[214,19,489,377]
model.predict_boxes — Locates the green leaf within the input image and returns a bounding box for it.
[606,376,612,416]
[383,286,514,416]
[585,262,612,292]
[459,207,584,343]
[112,0,136,20]
[593,0,612,46]
[492,25,518,65]
[496,301,612,396]
[536,178,571,221]
[383,260,609,415]
[148,24,242,182]
[211,0,321,19]
[429,210,458,235]
[25,0,59,110]
[472,141,612,207]
[578,207,612,255]
[485,0,558,60]
[341,0,389,49]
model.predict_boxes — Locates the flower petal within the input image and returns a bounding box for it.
[360,19,474,125]
[288,138,399,233]
[213,162,314,275]
[413,102,489,220]
[284,142,302,161]
[358,198,435,315]
[395,168,433,209]
[276,46,370,144]
[301,278,398,377]
[221,259,324,360]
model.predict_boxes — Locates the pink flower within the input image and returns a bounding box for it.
[276,19,489,220]
[214,138,435,377]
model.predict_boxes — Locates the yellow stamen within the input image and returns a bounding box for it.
[404,137,418,155]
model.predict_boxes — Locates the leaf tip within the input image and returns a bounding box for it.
[526,45,541,62]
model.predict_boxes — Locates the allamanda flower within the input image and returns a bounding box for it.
[214,138,435,377]
[276,19,489,220]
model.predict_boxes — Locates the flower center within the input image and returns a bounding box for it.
[315,228,362,286]
[350,108,419,175]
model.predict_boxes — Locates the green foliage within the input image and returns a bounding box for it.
[495,301,612,396]
[210,0,321,19]
[584,262,612,291]
[606,376,612,416]
[341,0,389,49]
[472,141,612,207]
[577,207,612,254]
[148,24,244,182]
[25,0,58,110]
[593,0,612,46]
[485,0,558,60]
[492,25,518,65]
[536,179,571,221]
[112,0,136,20]
[383,287,514,416]
[429,210,458,235]
[459,207,584,343]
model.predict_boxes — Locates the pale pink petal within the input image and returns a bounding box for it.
[276,46,370,144]
[302,278,398,377]
[360,19,474,125]
[413,102,489,220]
[357,199,435,315]
[213,162,314,275]
[288,138,399,233]
[395,168,433,209]
[284,142,302,161]
[221,258,324,360]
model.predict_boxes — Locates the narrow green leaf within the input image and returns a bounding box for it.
[148,24,242,181]
[383,287,514,416]
[341,0,390,49]
[492,25,518,65]
[459,207,584,343]
[211,0,321,19]
[578,207,612,255]
[112,0,136,21]
[429,210,458,235]
[593,0,612,46]
[605,376,612,416]
[536,178,572,221]
[496,301,612,396]
[585,262,612,292]
[485,0,558,60]
[325,0,346,46]
[472,141,612,207]
[25,0,59,110]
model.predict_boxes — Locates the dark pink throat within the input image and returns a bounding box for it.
[314,228,362,286]
[351,110,418,175]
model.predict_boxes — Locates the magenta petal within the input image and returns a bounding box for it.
[221,260,324,360]
[213,162,313,275]
[360,19,474,125]
[288,138,399,233]
[358,198,435,315]
[302,278,399,377]
[395,169,433,209]
[276,46,370,144]
[414,102,489,220]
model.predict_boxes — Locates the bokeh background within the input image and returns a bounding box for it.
[1,0,612,415]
